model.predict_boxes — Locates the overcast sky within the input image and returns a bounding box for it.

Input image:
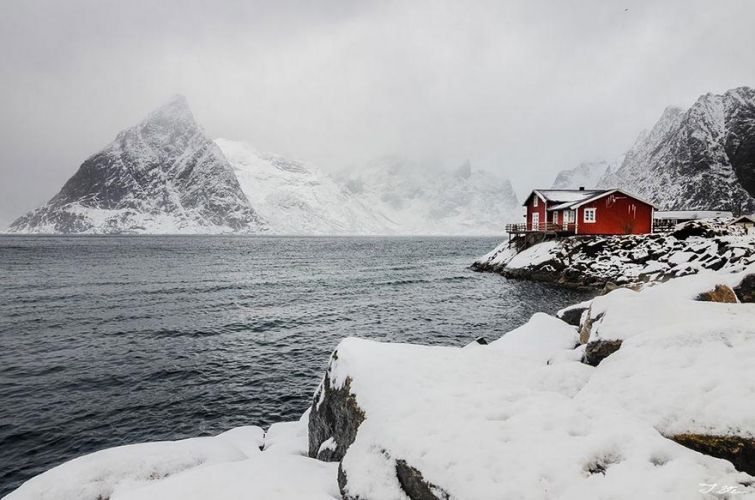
[1,0,754,226]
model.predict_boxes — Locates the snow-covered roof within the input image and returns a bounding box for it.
[565,189,657,210]
[731,214,755,224]
[523,189,604,207]
[524,188,657,211]
[654,210,733,220]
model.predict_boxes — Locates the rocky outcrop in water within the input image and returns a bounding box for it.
[473,220,755,289]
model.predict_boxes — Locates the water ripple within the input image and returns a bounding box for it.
[0,235,593,496]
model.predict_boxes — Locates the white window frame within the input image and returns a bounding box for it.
[552,211,558,224]
[532,212,540,228]
[583,208,597,223]
[533,195,539,207]
[568,210,576,223]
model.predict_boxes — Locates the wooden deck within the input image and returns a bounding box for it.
[505,222,576,235]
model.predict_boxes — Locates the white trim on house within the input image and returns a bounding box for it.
[651,207,655,233]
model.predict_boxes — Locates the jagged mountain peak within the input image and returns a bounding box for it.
[9,97,264,234]
[599,86,755,213]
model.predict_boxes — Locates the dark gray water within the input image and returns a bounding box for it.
[0,236,593,496]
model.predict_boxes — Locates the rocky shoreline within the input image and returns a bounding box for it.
[472,220,755,290]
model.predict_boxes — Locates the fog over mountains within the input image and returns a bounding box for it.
[9,86,755,235]
[553,87,755,213]
[8,97,519,235]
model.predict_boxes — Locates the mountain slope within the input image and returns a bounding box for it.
[9,96,265,234]
[551,160,616,190]
[339,158,519,235]
[598,87,755,212]
[216,139,393,234]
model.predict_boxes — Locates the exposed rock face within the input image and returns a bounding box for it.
[583,339,623,366]
[308,355,365,462]
[557,304,589,327]
[9,96,265,234]
[696,284,738,303]
[394,460,451,500]
[473,220,755,290]
[734,274,755,303]
[670,434,755,476]
[598,87,755,213]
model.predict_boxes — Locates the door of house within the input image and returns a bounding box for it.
[532,212,540,230]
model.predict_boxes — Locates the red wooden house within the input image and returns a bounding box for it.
[507,188,656,235]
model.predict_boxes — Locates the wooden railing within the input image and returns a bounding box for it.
[653,220,676,233]
[505,222,576,234]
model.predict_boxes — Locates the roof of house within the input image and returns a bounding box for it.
[524,188,657,210]
[524,189,602,207]
[654,210,733,220]
[731,214,755,224]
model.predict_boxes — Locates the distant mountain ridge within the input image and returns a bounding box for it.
[550,160,618,190]
[9,97,519,235]
[9,96,265,234]
[553,87,755,213]
[338,158,519,235]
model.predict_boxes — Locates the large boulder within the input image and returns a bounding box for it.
[310,338,752,499]
[5,427,266,500]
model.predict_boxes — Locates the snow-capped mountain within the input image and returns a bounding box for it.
[9,96,265,234]
[9,97,519,235]
[216,139,393,234]
[339,158,519,235]
[550,160,617,190]
[598,87,755,211]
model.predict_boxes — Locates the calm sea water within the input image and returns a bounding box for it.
[0,236,593,496]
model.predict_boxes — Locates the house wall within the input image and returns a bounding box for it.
[525,194,547,230]
[576,193,653,235]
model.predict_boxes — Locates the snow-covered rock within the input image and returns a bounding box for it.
[111,455,339,500]
[473,220,755,289]
[9,96,265,234]
[598,86,755,213]
[573,267,755,474]
[263,410,310,456]
[309,337,753,499]
[5,426,265,500]
[488,312,579,363]
[5,417,340,500]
